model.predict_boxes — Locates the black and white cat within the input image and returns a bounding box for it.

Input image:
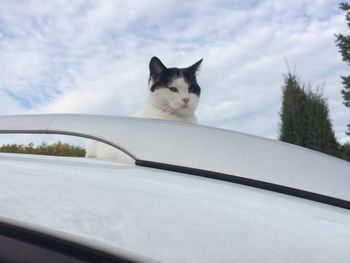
[140,56,202,123]
[85,56,203,159]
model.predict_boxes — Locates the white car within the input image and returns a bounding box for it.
[0,114,349,263]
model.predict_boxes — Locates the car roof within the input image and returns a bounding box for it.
[0,114,350,204]
[0,153,349,262]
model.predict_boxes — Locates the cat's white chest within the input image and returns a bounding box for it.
[138,103,198,123]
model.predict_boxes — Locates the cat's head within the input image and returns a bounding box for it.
[148,56,202,117]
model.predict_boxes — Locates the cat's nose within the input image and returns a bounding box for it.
[182,97,190,104]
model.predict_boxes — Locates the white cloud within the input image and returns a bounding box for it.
[0,0,349,146]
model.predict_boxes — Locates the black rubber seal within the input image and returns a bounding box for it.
[135,160,350,210]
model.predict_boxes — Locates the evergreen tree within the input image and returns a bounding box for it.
[335,2,350,135]
[279,74,308,145]
[279,73,340,157]
[340,143,350,161]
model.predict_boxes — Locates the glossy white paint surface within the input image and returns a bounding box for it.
[0,153,349,263]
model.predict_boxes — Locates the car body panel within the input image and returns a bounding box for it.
[0,153,349,263]
[0,114,349,202]
[1,114,350,262]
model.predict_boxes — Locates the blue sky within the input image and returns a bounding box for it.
[0,0,349,145]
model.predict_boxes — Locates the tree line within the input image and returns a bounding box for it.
[0,141,86,157]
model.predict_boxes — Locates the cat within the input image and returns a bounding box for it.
[85,56,203,160]
[139,56,202,123]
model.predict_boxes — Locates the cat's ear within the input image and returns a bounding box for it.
[149,57,167,76]
[187,59,203,75]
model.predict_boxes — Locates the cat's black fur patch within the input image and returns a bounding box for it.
[149,57,202,96]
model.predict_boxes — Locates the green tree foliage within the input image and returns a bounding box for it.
[340,143,350,161]
[0,141,86,157]
[335,2,350,135]
[279,73,341,158]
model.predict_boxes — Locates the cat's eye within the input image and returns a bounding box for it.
[169,87,178,92]
[188,86,196,93]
